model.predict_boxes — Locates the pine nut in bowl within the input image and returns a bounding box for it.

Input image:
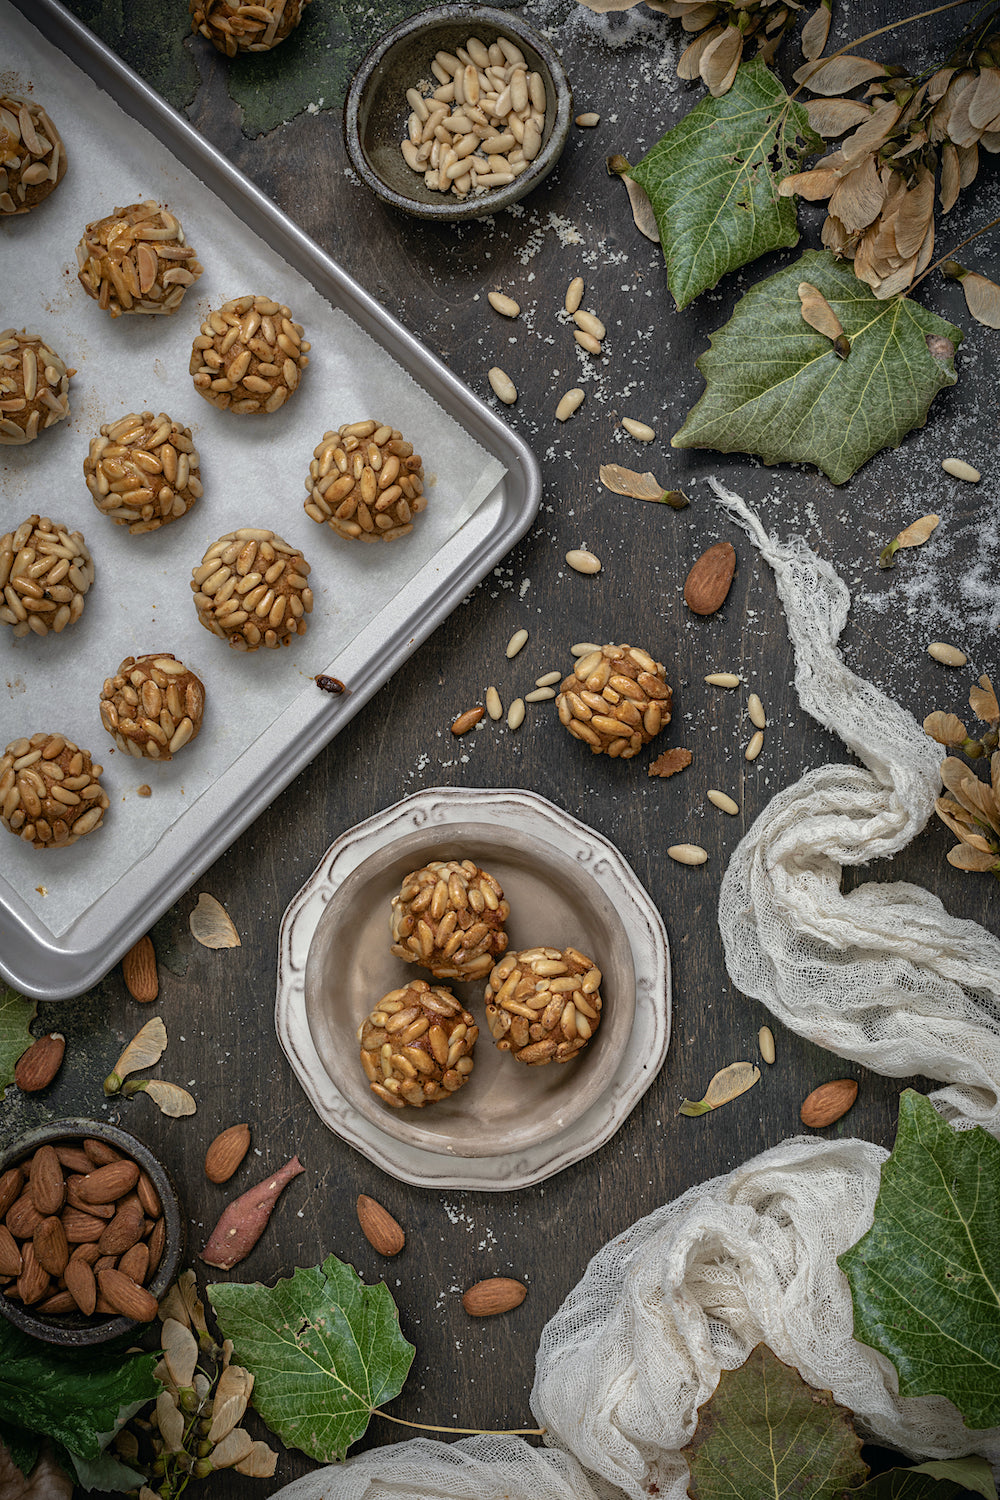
[344,6,572,222]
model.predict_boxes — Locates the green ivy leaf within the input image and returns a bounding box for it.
[682,1342,868,1500]
[856,1458,999,1500]
[629,60,821,310]
[672,251,961,484]
[839,1090,1000,1431]
[209,1253,415,1463]
[0,985,37,1099]
[0,1320,158,1464]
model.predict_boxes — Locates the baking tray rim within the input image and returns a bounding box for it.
[0,0,542,1003]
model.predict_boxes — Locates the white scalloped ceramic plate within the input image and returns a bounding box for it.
[275,787,670,1190]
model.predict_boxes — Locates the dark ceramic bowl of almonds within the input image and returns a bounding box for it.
[344,5,572,221]
[0,1118,183,1346]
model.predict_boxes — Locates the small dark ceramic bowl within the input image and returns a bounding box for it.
[0,1118,184,1347]
[344,5,572,221]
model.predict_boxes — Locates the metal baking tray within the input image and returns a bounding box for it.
[1,0,540,1003]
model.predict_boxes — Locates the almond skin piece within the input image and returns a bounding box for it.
[14,1033,66,1092]
[684,541,737,616]
[800,1078,859,1128]
[461,1277,527,1317]
[205,1123,251,1184]
[122,935,158,1002]
[357,1195,405,1257]
[97,1266,158,1322]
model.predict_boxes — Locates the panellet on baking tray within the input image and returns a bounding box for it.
[0,0,540,1002]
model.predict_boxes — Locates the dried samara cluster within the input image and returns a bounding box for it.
[925,674,1000,879]
[656,0,830,93]
[781,38,1000,299]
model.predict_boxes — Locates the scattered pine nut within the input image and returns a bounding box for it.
[704,672,741,688]
[488,367,517,404]
[564,277,584,315]
[745,730,764,761]
[747,693,766,729]
[707,789,739,815]
[573,310,606,340]
[575,112,600,127]
[758,1026,776,1065]
[574,329,603,356]
[452,707,485,735]
[941,457,980,482]
[928,641,968,666]
[571,641,601,657]
[535,670,561,687]
[566,549,601,575]
[507,697,525,730]
[506,627,529,658]
[555,387,585,421]
[622,418,655,441]
[488,291,521,319]
[525,686,556,702]
[486,686,503,720]
[668,844,708,866]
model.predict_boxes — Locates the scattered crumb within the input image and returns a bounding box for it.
[648,747,693,778]
[137,784,152,797]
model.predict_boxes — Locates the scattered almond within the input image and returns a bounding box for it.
[357,1195,406,1257]
[122,935,158,1002]
[462,1276,527,1316]
[799,1078,858,1128]
[684,541,737,616]
[205,1123,251,1184]
[14,1033,65,1092]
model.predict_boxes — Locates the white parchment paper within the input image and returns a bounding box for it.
[0,2,506,939]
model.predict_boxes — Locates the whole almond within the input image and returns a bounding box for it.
[119,1241,150,1286]
[98,1266,158,1322]
[76,1160,140,1205]
[61,1207,110,1244]
[357,1195,405,1257]
[84,1138,123,1166]
[66,1180,115,1218]
[65,1255,98,1314]
[0,1224,23,1278]
[147,1216,166,1274]
[6,1191,43,1238]
[37,1290,77,1316]
[461,1277,527,1317]
[0,1168,23,1219]
[684,541,737,616]
[800,1078,859,1128]
[16,1242,50,1305]
[28,1146,65,1217]
[14,1033,66,1092]
[33,1216,70,1277]
[136,1171,163,1218]
[99,1202,145,1257]
[122,935,158,1002]
[55,1145,94,1174]
[204,1123,251,1184]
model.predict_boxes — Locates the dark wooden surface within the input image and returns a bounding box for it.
[5,2,999,1494]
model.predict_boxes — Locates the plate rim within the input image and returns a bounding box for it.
[274,786,671,1191]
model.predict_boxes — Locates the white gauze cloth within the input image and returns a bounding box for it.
[709,480,1000,1134]
[268,1434,603,1500]
[530,1136,1000,1500]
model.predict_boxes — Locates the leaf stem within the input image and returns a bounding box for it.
[375,1411,546,1437]
[909,213,1000,291]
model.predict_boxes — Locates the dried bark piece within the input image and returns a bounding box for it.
[648,747,693,778]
